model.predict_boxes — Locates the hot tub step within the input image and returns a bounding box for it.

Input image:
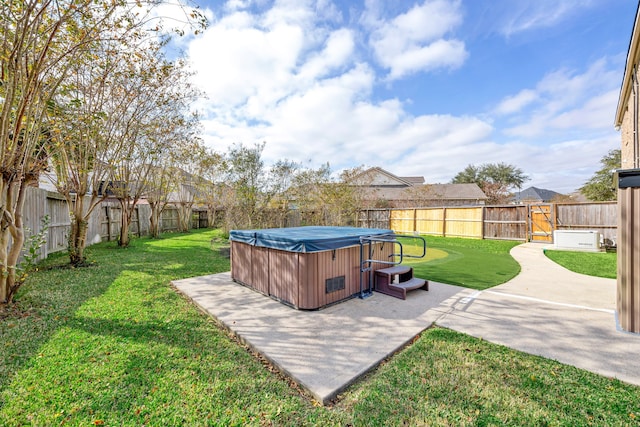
[374,266,429,300]
[376,265,412,276]
[390,277,427,291]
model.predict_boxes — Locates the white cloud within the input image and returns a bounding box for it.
[297,28,355,81]
[184,1,620,195]
[495,89,538,115]
[188,11,304,108]
[550,89,619,130]
[498,0,597,36]
[368,0,468,80]
[500,58,620,138]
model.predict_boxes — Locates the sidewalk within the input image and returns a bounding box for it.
[436,243,640,386]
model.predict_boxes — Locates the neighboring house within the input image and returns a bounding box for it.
[351,167,487,208]
[614,1,640,334]
[512,186,560,204]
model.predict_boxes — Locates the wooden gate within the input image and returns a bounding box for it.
[528,204,554,242]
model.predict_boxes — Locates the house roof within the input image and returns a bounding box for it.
[350,167,422,187]
[363,183,486,201]
[402,176,425,185]
[513,186,560,202]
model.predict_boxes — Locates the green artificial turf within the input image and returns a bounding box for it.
[399,235,522,290]
[1,229,638,426]
[544,249,617,279]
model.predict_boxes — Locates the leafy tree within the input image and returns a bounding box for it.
[580,149,621,201]
[288,163,333,224]
[222,143,296,230]
[109,54,201,247]
[195,149,226,229]
[451,164,481,185]
[147,162,177,239]
[171,138,208,233]
[452,162,529,204]
[223,143,266,230]
[146,124,202,239]
[0,0,159,301]
[1,0,205,301]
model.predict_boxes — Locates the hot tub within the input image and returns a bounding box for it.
[229,226,395,309]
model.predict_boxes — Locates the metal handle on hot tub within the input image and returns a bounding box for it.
[389,234,426,261]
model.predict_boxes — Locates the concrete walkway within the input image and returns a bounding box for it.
[172,243,640,404]
[172,272,467,404]
[437,243,640,386]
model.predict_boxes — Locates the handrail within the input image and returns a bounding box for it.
[358,233,427,298]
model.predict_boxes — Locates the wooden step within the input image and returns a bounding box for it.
[376,265,411,276]
[390,277,427,291]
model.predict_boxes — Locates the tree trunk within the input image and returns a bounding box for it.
[177,203,192,233]
[207,205,217,229]
[67,196,88,266]
[118,200,132,247]
[149,202,161,238]
[0,227,10,304]
[68,216,88,266]
[0,180,27,305]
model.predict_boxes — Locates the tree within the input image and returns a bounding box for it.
[171,138,207,233]
[221,143,309,230]
[194,149,226,229]
[1,0,205,304]
[147,157,179,239]
[0,0,155,301]
[580,149,621,201]
[108,53,201,247]
[223,142,271,230]
[48,37,130,265]
[288,165,367,226]
[452,162,529,204]
[287,163,332,225]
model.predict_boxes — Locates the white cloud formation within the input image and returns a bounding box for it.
[367,0,468,80]
[497,0,597,36]
[499,58,620,138]
[495,89,538,115]
[184,1,621,194]
[189,11,304,108]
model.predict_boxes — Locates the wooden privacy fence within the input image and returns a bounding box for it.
[21,187,208,261]
[390,207,484,238]
[358,202,618,242]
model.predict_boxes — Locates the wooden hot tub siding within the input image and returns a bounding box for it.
[231,241,394,309]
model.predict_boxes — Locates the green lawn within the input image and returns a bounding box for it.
[544,249,617,279]
[1,230,638,425]
[399,235,522,290]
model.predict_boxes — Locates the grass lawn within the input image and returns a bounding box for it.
[544,249,617,279]
[1,229,638,425]
[399,235,522,290]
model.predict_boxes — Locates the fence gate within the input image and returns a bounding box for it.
[528,203,554,242]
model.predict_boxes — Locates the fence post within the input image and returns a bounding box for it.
[442,207,447,237]
[481,206,486,239]
[135,207,141,237]
[106,206,112,241]
[413,209,417,233]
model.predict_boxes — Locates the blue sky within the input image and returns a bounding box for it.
[175,0,636,193]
